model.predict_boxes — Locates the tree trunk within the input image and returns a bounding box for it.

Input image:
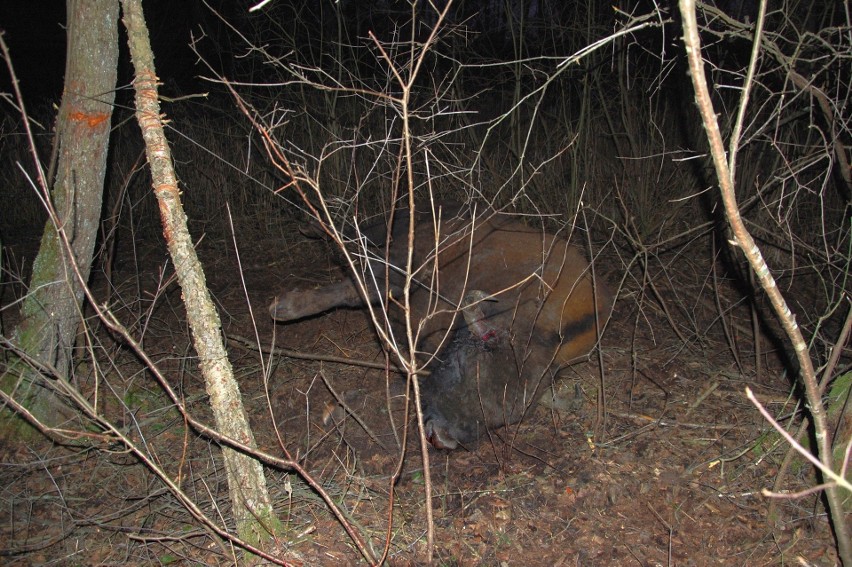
[120,0,280,550]
[4,0,119,428]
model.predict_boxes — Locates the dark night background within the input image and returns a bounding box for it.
[1,1,761,101]
[0,2,66,101]
[0,1,850,565]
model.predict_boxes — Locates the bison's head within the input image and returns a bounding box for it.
[421,291,517,450]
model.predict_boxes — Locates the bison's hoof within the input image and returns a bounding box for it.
[425,420,459,450]
[269,294,301,321]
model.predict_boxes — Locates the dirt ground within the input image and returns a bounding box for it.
[0,226,842,566]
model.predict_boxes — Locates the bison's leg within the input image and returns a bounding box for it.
[269,278,367,321]
[269,270,402,321]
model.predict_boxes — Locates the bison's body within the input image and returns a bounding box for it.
[270,205,612,449]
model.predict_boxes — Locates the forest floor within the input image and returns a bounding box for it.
[0,225,841,566]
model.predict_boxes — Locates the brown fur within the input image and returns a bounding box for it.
[270,206,612,448]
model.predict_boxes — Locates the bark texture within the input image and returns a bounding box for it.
[6,0,119,427]
[120,0,279,548]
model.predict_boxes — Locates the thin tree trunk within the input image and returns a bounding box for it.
[120,0,280,550]
[5,0,119,428]
[678,1,852,564]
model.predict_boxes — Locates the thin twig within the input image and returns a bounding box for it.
[227,333,406,373]
[679,1,852,562]
[318,370,390,451]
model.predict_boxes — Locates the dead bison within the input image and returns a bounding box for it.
[270,205,612,449]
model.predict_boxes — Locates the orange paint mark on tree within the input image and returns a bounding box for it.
[68,111,110,128]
